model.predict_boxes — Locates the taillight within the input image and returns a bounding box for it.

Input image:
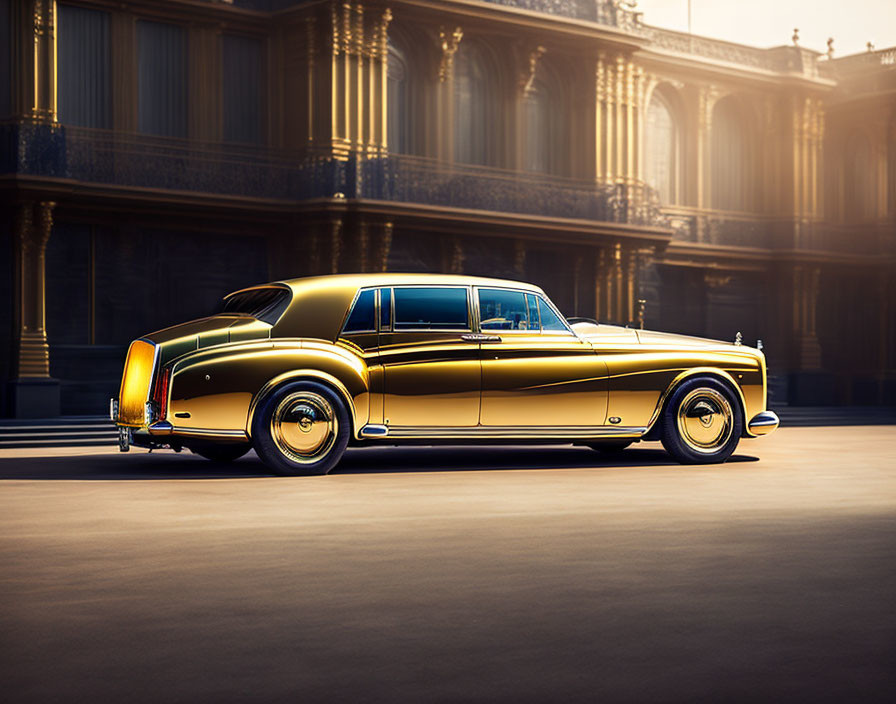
[151,366,170,422]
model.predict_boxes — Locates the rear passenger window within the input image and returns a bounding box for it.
[394,287,469,330]
[343,289,376,333]
[537,297,569,332]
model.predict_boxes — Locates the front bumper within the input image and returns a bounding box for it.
[747,410,779,436]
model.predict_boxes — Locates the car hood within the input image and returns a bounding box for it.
[634,328,736,349]
[571,321,752,352]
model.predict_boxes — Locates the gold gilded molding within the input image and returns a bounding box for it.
[518,45,546,97]
[438,26,463,82]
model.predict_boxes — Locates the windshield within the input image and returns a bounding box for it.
[217,286,291,325]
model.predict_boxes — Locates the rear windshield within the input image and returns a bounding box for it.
[217,287,291,325]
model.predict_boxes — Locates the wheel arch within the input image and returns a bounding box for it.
[246,370,362,440]
[644,368,747,439]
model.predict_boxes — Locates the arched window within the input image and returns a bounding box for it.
[711,97,753,211]
[454,43,490,165]
[845,131,873,221]
[523,81,549,173]
[644,90,680,205]
[387,42,409,154]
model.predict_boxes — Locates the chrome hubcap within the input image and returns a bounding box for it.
[271,392,337,464]
[676,388,733,454]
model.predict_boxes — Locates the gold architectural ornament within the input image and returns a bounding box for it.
[595,54,606,103]
[369,8,392,59]
[519,45,546,97]
[28,0,58,122]
[438,26,463,82]
[374,222,393,272]
[351,3,364,57]
[826,37,834,60]
[704,272,732,289]
[792,28,799,46]
[341,3,353,55]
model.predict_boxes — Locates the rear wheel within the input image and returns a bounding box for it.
[251,381,350,476]
[190,444,250,463]
[660,377,742,464]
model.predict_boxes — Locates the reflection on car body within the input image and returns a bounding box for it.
[111,274,778,475]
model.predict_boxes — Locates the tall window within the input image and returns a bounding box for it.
[523,81,549,173]
[645,90,679,205]
[221,35,262,144]
[711,97,752,211]
[845,131,873,221]
[137,20,187,138]
[387,42,409,153]
[454,44,490,165]
[57,4,110,128]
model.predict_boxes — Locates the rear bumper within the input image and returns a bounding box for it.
[747,410,779,436]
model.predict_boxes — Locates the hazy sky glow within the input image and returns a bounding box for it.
[636,0,896,56]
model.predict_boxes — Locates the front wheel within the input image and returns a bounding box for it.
[251,381,350,476]
[660,377,743,464]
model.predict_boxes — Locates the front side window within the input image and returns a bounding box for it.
[537,297,569,332]
[478,289,535,331]
[394,287,469,330]
[343,289,376,333]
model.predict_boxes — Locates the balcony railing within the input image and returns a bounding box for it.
[359,154,664,226]
[665,207,895,256]
[2,123,666,228]
[485,0,646,33]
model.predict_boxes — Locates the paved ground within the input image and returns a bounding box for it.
[1,427,895,703]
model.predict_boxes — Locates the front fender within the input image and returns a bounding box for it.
[168,339,370,438]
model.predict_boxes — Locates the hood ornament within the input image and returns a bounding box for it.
[757,339,764,351]
[734,331,742,346]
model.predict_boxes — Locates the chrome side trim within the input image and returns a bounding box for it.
[746,411,779,437]
[382,426,646,440]
[170,427,249,440]
[360,424,389,437]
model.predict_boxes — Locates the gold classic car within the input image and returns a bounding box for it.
[111,274,779,474]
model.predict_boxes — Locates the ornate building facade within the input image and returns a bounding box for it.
[1,0,894,416]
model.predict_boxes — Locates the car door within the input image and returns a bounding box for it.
[477,287,608,427]
[378,285,481,428]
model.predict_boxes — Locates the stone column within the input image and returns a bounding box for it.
[11,202,60,417]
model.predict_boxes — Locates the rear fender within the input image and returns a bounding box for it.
[168,340,369,438]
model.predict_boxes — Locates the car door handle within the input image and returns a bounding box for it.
[461,333,502,342]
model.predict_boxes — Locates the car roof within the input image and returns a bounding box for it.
[277,273,545,294]
[237,274,547,341]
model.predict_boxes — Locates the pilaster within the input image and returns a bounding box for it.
[10,201,59,417]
